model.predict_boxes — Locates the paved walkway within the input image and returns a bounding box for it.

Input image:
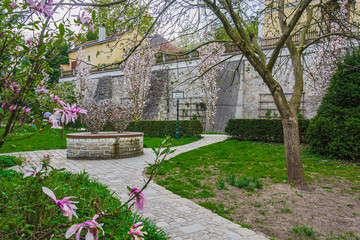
[7,135,268,240]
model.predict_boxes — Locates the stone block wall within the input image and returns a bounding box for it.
[67,136,143,160]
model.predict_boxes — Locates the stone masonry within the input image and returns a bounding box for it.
[67,134,143,160]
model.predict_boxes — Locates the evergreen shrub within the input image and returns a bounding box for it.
[307,52,360,160]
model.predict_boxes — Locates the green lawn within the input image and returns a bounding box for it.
[0,129,201,153]
[150,139,360,199]
[149,139,360,239]
[143,137,201,149]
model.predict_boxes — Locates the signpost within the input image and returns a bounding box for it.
[172,91,184,140]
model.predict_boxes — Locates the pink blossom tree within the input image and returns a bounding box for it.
[198,41,225,132]
[123,42,155,121]
[309,0,349,98]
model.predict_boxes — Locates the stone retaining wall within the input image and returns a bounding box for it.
[67,135,143,160]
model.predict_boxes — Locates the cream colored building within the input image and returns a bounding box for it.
[263,0,358,47]
[61,29,140,74]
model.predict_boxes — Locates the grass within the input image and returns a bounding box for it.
[0,129,201,153]
[0,129,81,153]
[148,139,360,238]
[290,225,318,239]
[150,140,360,201]
[0,166,168,239]
[143,137,201,149]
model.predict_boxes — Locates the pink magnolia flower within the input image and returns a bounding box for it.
[10,81,20,93]
[22,106,31,114]
[65,214,104,240]
[35,80,49,94]
[78,12,91,24]
[1,101,7,109]
[32,118,36,125]
[128,222,147,240]
[26,38,34,48]
[10,1,16,9]
[20,117,24,123]
[50,94,65,106]
[49,112,59,127]
[9,105,17,111]
[26,0,38,9]
[42,187,78,221]
[130,187,147,211]
[22,164,43,178]
[89,24,94,33]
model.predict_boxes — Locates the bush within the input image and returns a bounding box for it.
[0,155,23,170]
[0,167,168,239]
[104,120,203,138]
[225,119,310,143]
[307,51,360,160]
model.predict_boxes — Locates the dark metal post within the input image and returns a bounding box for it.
[176,98,179,140]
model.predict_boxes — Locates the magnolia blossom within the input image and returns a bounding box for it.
[128,222,147,240]
[51,103,87,128]
[42,187,78,221]
[9,105,17,111]
[22,164,47,179]
[66,214,104,240]
[1,101,7,109]
[50,94,65,106]
[10,1,16,9]
[310,0,348,98]
[22,106,31,114]
[77,12,94,33]
[123,42,155,120]
[130,187,147,211]
[26,0,54,18]
[10,81,20,93]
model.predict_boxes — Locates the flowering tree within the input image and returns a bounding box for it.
[123,42,156,120]
[0,0,89,148]
[198,41,225,132]
[309,0,349,98]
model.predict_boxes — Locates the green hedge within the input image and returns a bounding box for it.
[103,120,203,138]
[225,119,310,143]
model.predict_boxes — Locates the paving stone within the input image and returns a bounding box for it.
[5,135,268,240]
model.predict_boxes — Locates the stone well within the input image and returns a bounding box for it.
[66,132,143,160]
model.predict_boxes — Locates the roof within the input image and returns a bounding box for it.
[150,34,183,53]
[68,32,183,54]
[68,32,129,53]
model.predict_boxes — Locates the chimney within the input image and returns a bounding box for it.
[99,24,106,41]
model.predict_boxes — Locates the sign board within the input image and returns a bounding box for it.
[172,91,184,99]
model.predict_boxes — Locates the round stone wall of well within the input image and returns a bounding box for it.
[66,132,143,160]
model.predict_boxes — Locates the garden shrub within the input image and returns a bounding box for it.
[0,155,23,170]
[307,51,360,160]
[225,119,310,143]
[0,167,168,239]
[104,120,203,138]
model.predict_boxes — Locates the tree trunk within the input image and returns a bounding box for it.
[281,113,307,187]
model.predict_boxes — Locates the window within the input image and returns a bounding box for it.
[88,55,91,62]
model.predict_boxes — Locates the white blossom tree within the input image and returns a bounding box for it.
[198,40,225,132]
[123,42,155,120]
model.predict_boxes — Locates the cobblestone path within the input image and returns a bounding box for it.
[7,135,268,240]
